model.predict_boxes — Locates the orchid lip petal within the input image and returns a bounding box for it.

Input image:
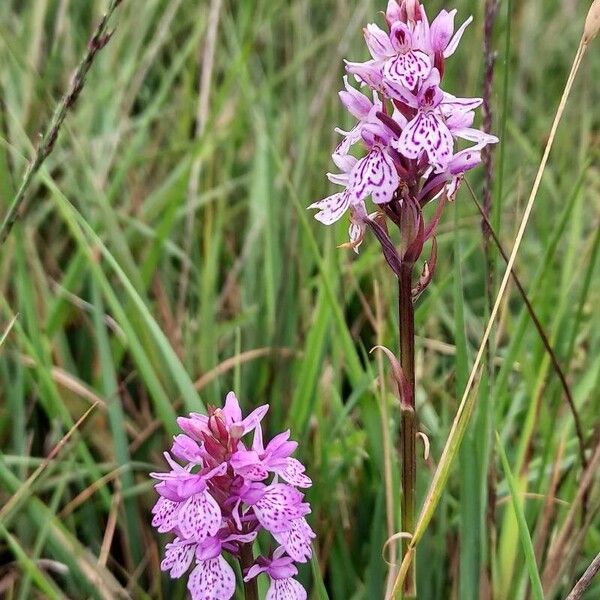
[187,556,235,600]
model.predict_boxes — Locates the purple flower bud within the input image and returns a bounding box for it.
[339,76,372,120]
[363,23,394,60]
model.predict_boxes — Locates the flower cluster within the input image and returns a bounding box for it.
[310,0,498,256]
[151,392,314,600]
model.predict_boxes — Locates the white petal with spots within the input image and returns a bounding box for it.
[309,191,351,225]
[160,539,195,578]
[395,112,453,170]
[273,517,315,563]
[277,458,312,488]
[151,497,180,533]
[188,557,236,600]
[253,485,307,534]
[349,146,399,206]
[266,577,307,600]
[383,50,431,89]
[178,491,222,542]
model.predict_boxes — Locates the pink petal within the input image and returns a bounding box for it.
[152,497,180,533]
[253,485,309,534]
[339,76,372,120]
[177,414,209,440]
[389,21,413,53]
[161,539,195,578]
[239,404,269,434]
[266,556,298,580]
[447,175,462,200]
[308,191,351,225]
[349,146,399,206]
[395,112,453,169]
[188,557,235,600]
[172,434,204,464]
[348,217,366,254]
[386,0,403,25]
[178,492,222,542]
[244,563,267,582]
[448,148,482,174]
[344,59,383,90]
[445,15,473,57]
[383,51,431,89]
[264,430,294,457]
[441,93,482,113]
[195,536,223,560]
[332,153,357,173]
[273,517,315,563]
[446,110,474,130]
[383,79,418,107]
[277,458,312,488]
[363,23,394,60]
[334,125,362,155]
[452,128,499,146]
[223,391,242,424]
[240,463,270,481]
[327,171,350,186]
[429,9,456,53]
[266,577,307,600]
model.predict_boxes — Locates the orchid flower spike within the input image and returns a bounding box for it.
[151,392,314,600]
[310,0,498,256]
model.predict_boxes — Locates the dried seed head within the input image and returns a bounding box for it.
[584,0,600,44]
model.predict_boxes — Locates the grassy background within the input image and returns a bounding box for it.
[0,0,599,598]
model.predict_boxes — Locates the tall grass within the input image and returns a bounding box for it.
[0,1,598,598]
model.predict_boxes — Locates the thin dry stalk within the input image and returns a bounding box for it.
[466,181,586,470]
[480,3,500,591]
[481,0,499,224]
[99,487,122,567]
[565,551,600,600]
[481,5,500,584]
[542,435,600,592]
[454,35,586,472]
[0,402,100,520]
[0,0,124,246]
[532,435,566,563]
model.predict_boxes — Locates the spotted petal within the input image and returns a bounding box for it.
[309,191,351,225]
[178,491,222,542]
[273,517,315,563]
[152,496,180,533]
[266,577,307,600]
[383,50,431,89]
[161,538,195,578]
[349,146,399,205]
[188,557,235,600]
[253,484,309,534]
[277,458,312,488]
[395,112,453,170]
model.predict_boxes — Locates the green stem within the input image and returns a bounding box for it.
[239,543,258,600]
[399,263,416,599]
